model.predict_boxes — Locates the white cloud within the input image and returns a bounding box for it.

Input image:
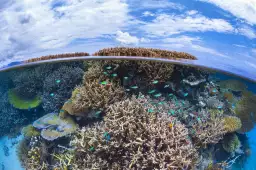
[115,31,150,45]
[233,44,247,48]
[162,36,229,58]
[142,13,234,37]
[130,0,184,10]
[116,31,140,45]
[236,26,256,39]
[186,10,198,15]
[142,11,155,17]
[199,0,256,25]
[0,0,129,62]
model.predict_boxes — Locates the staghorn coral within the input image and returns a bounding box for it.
[93,47,197,60]
[66,79,126,117]
[25,52,90,63]
[71,97,198,169]
[137,61,174,82]
[222,134,241,153]
[234,91,256,133]
[42,65,84,113]
[193,116,227,146]
[223,116,242,133]
[8,89,41,110]
[218,79,247,92]
[22,125,40,138]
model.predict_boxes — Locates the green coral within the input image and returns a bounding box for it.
[22,125,40,138]
[223,116,242,133]
[222,134,241,153]
[8,89,41,110]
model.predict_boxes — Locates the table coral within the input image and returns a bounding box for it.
[8,89,41,110]
[71,97,198,169]
[218,79,247,92]
[33,113,78,141]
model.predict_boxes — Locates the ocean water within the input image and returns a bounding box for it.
[0,58,255,170]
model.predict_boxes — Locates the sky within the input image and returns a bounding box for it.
[0,0,256,78]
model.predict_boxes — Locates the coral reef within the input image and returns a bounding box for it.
[93,47,197,60]
[137,60,174,82]
[193,116,227,146]
[33,113,78,141]
[42,65,84,113]
[22,125,40,138]
[8,89,41,110]
[71,97,198,169]
[64,79,126,117]
[233,91,256,133]
[0,91,27,137]
[222,134,241,153]
[218,79,247,92]
[223,116,242,133]
[25,52,90,63]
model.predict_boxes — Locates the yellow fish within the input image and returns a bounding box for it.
[169,123,173,128]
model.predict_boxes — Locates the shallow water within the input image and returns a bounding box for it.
[0,58,255,170]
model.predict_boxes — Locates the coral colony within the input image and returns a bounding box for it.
[0,47,255,170]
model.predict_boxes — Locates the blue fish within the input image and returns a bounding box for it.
[56,80,61,83]
[50,93,54,97]
[154,93,162,97]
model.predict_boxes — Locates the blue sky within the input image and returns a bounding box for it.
[0,0,256,75]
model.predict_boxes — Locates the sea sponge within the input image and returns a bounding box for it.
[93,47,197,60]
[222,134,241,153]
[22,125,40,138]
[218,79,247,92]
[223,116,242,133]
[234,91,256,133]
[68,79,126,117]
[8,89,41,110]
[71,97,198,169]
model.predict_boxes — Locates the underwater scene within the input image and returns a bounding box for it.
[0,48,256,170]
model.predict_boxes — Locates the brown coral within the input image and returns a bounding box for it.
[65,79,126,117]
[25,52,90,63]
[71,97,198,169]
[93,47,197,60]
[193,116,227,146]
[223,116,242,133]
[138,61,174,81]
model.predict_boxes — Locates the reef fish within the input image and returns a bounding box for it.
[148,90,156,94]
[154,93,162,97]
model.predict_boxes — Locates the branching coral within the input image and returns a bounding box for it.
[65,79,126,117]
[223,116,242,133]
[93,47,197,60]
[42,65,84,113]
[137,61,174,82]
[8,89,41,110]
[193,116,227,146]
[222,134,241,153]
[71,97,198,169]
[25,52,90,63]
